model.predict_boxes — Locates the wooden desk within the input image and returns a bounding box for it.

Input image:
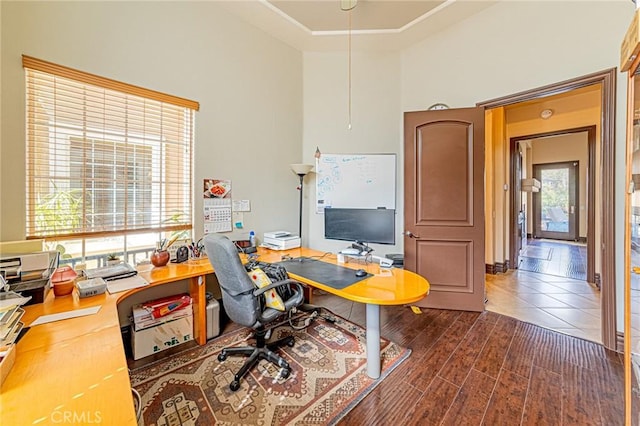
[0,260,211,425]
[0,247,428,424]
[257,248,430,378]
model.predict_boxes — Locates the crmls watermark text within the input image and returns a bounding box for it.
[51,411,102,424]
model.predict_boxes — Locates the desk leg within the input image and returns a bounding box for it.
[365,303,381,379]
[190,275,207,345]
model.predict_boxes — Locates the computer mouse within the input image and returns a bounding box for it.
[355,269,367,277]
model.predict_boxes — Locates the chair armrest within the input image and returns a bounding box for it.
[252,279,303,297]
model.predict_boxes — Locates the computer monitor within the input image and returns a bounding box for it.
[324,208,395,245]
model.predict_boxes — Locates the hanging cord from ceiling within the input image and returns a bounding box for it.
[348,8,352,130]
[341,0,357,130]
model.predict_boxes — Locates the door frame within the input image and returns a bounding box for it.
[532,160,580,241]
[511,127,596,282]
[479,68,616,350]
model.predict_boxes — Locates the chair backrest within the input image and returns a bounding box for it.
[203,234,261,328]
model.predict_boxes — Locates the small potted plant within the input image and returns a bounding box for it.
[106,253,121,266]
[151,240,171,267]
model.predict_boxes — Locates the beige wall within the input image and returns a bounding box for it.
[484,108,506,267]
[0,2,303,244]
[303,50,402,254]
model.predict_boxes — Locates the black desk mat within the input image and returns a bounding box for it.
[275,257,371,290]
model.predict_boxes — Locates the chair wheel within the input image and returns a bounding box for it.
[230,381,240,391]
[287,338,295,347]
[218,352,227,362]
[280,368,291,379]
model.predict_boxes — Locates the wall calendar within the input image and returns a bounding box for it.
[203,179,232,233]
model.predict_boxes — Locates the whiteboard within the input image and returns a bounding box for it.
[315,153,396,212]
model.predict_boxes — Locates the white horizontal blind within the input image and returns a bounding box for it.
[24,56,197,240]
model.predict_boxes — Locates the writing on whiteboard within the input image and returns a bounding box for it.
[315,154,396,213]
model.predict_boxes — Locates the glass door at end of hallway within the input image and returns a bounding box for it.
[532,161,579,241]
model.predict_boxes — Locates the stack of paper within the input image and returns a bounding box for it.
[0,305,24,346]
[106,275,148,294]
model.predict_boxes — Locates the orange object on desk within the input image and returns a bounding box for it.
[51,266,77,296]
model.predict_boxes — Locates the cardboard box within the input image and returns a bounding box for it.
[131,314,193,360]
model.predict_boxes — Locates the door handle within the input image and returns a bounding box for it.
[405,231,420,239]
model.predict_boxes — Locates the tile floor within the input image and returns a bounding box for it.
[518,239,587,281]
[485,269,602,343]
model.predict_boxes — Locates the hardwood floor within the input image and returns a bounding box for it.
[310,290,625,425]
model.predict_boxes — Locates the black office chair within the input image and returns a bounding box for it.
[203,233,305,391]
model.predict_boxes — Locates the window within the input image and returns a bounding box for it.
[23,55,199,265]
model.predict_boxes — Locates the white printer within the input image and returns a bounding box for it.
[262,231,301,250]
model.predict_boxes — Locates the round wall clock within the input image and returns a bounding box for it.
[428,103,449,110]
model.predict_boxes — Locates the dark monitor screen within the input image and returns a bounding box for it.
[324,208,395,245]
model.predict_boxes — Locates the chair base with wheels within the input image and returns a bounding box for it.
[203,233,306,392]
[218,326,295,391]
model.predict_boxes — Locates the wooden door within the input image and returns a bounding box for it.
[404,107,485,311]
[532,161,579,241]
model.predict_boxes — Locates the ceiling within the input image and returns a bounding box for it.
[217,0,499,51]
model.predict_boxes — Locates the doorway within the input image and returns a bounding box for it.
[510,128,597,341]
[533,161,579,241]
[480,68,616,350]
[511,126,596,284]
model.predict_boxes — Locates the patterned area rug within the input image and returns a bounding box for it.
[129,312,410,425]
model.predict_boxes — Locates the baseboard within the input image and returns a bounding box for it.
[617,331,624,354]
[486,262,508,274]
[594,273,601,290]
